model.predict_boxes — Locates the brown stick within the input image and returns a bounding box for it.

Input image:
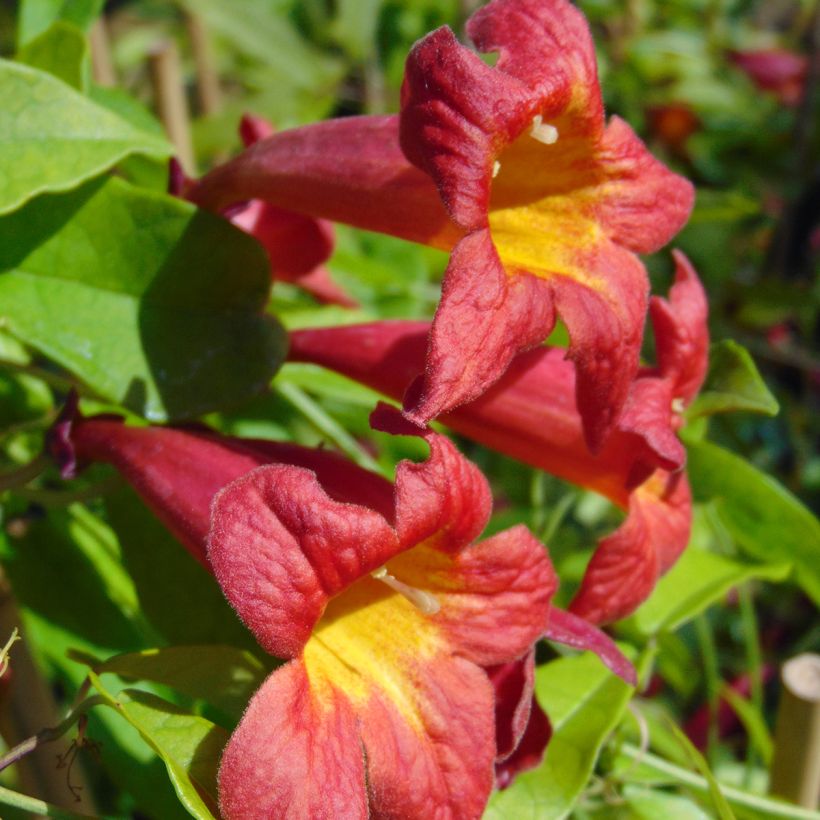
[770,653,820,808]
[149,39,196,174]
[185,13,223,116]
[89,17,117,87]
[0,575,97,812]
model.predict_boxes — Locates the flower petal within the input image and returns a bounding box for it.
[304,576,498,818]
[208,464,399,658]
[488,652,538,762]
[649,250,709,404]
[372,402,493,553]
[544,608,636,685]
[388,524,556,666]
[400,25,533,229]
[594,117,695,254]
[402,229,556,427]
[569,470,692,624]
[467,0,603,133]
[218,659,368,820]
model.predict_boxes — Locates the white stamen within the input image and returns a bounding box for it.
[530,114,559,145]
[671,397,686,414]
[372,566,441,615]
[492,160,501,178]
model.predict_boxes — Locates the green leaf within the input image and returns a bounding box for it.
[97,646,267,722]
[625,548,790,637]
[721,688,773,765]
[16,20,89,91]
[687,341,779,419]
[104,486,262,651]
[89,671,226,820]
[0,177,286,421]
[623,786,711,819]
[0,61,171,215]
[686,439,820,606]
[331,0,384,60]
[17,0,105,47]
[485,653,633,819]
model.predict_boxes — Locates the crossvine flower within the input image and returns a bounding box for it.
[190,0,693,449]
[288,251,708,623]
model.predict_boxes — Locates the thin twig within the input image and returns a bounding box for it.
[185,13,222,116]
[89,17,117,87]
[0,454,49,493]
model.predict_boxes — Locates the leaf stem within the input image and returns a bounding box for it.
[0,695,106,774]
[695,612,721,766]
[0,453,49,492]
[738,582,765,784]
[274,381,386,475]
[0,784,100,818]
[619,744,820,818]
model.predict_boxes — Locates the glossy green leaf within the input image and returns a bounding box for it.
[485,653,633,819]
[97,646,267,723]
[0,61,171,214]
[686,439,820,606]
[687,340,778,419]
[89,671,226,820]
[17,0,105,46]
[0,176,286,421]
[16,20,89,91]
[626,548,790,636]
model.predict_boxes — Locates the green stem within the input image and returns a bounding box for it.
[0,695,106,774]
[0,784,99,818]
[0,453,49,492]
[695,613,721,767]
[274,381,386,475]
[738,583,764,785]
[529,470,546,533]
[0,358,77,393]
[619,744,820,819]
[13,476,123,507]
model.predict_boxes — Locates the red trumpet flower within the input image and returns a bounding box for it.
[288,251,709,623]
[189,0,693,450]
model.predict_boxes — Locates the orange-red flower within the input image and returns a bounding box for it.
[208,404,557,817]
[191,0,692,449]
[288,251,709,623]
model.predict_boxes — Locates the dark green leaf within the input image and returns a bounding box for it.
[485,653,633,819]
[0,177,286,420]
[97,646,267,723]
[16,20,89,91]
[0,60,171,214]
[686,439,820,606]
[687,341,779,419]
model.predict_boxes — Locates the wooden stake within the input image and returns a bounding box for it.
[185,13,222,116]
[149,40,196,174]
[770,653,820,808]
[89,18,117,87]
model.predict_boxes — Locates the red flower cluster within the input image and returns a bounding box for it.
[50,0,702,816]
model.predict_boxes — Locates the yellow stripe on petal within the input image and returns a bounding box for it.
[303,576,444,728]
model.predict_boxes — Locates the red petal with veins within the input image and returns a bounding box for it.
[208,465,399,659]
[218,660,368,820]
[372,402,493,554]
[488,652,538,763]
[569,470,692,624]
[388,524,556,666]
[649,250,709,404]
[402,230,556,427]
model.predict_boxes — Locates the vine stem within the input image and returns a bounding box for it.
[695,613,721,766]
[619,744,820,819]
[0,784,99,818]
[0,695,106,774]
[0,453,49,492]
